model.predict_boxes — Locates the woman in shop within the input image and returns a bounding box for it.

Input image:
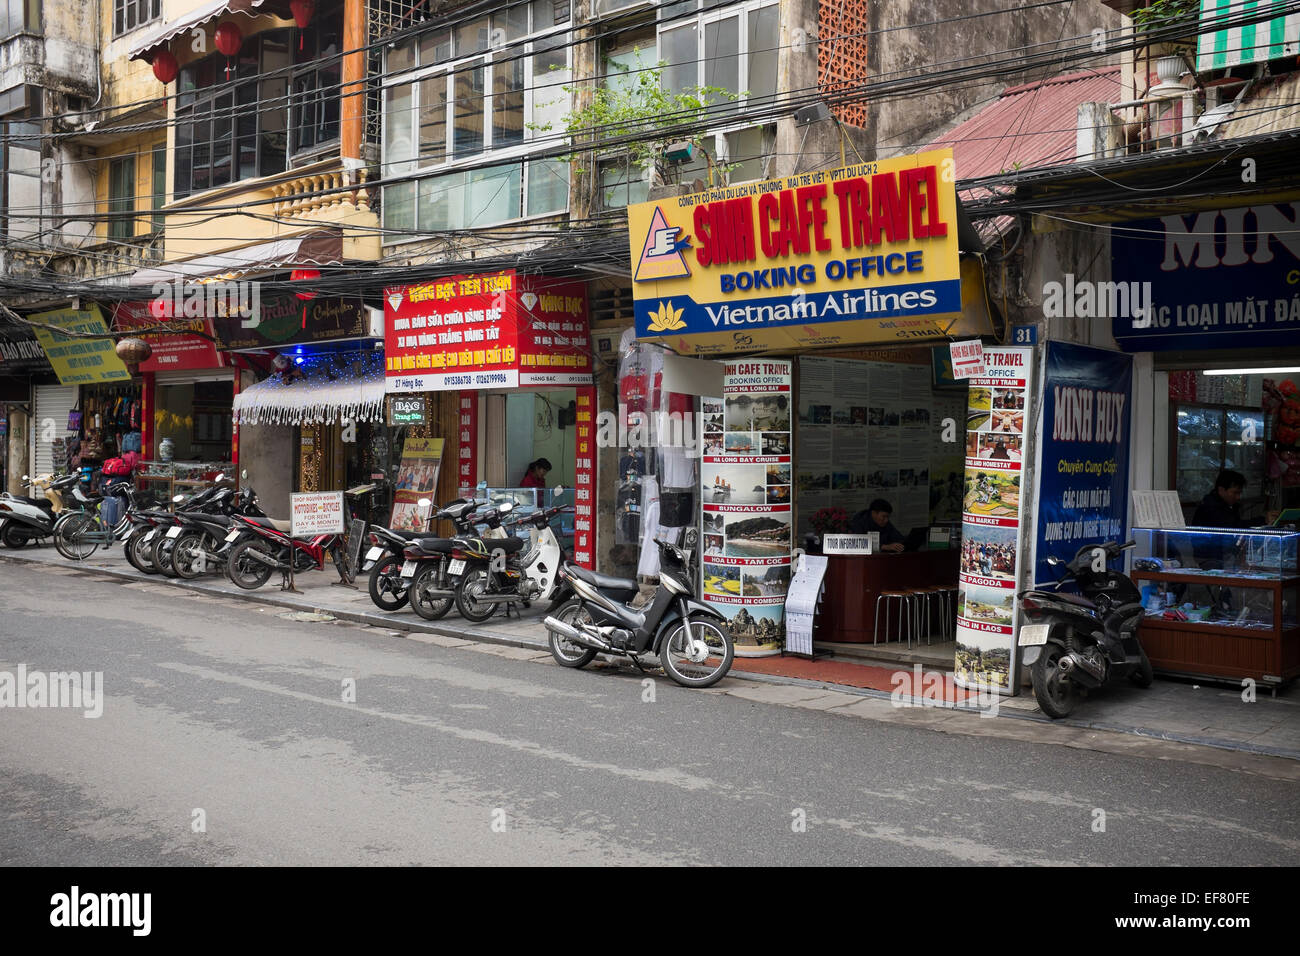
[520,458,553,489]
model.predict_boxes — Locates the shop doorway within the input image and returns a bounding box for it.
[505,389,575,489]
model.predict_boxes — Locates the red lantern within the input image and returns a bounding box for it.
[290,0,315,49]
[214,22,243,57]
[151,49,179,85]
[291,268,320,328]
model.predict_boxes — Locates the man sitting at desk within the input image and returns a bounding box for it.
[849,498,906,552]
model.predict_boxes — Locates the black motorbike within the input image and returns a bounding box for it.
[165,486,267,579]
[1018,539,1153,718]
[401,499,512,621]
[544,528,735,688]
[365,498,485,612]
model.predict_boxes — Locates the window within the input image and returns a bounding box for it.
[175,26,327,198]
[151,144,166,233]
[113,0,160,38]
[1,0,41,37]
[382,1,572,235]
[108,156,137,242]
[658,0,779,111]
[1,119,41,244]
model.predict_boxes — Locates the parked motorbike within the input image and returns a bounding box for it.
[222,513,351,590]
[365,497,485,612]
[453,492,571,623]
[136,483,230,576]
[402,499,513,621]
[0,473,70,547]
[1018,539,1153,719]
[163,486,266,579]
[544,528,735,688]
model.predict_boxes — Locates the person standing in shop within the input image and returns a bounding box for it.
[520,457,553,489]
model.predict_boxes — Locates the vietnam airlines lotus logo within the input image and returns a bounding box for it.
[647,300,686,333]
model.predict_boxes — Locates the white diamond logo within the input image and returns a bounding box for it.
[387,292,404,311]
[520,291,538,311]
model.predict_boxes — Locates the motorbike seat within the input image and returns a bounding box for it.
[243,516,293,533]
[388,529,427,541]
[437,500,476,521]
[413,537,456,553]
[456,535,525,554]
[9,495,54,510]
[1050,591,1097,610]
[568,565,638,594]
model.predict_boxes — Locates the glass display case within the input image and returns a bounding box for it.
[133,460,232,509]
[472,485,576,552]
[1172,403,1266,518]
[1132,526,1299,685]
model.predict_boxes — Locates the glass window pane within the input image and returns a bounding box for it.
[418,170,461,231]
[725,125,769,182]
[456,17,489,55]
[703,16,739,112]
[492,58,524,148]
[496,4,529,43]
[385,181,415,234]
[530,50,569,140]
[534,0,568,27]
[599,157,647,209]
[452,61,484,156]
[318,63,341,142]
[526,158,568,216]
[747,5,778,105]
[388,39,415,73]
[417,76,447,163]
[660,24,697,96]
[419,29,451,65]
[259,75,288,176]
[386,81,415,169]
[465,162,520,226]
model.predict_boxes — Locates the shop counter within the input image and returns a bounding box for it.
[813,549,960,643]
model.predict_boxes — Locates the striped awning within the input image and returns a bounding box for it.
[128,0,291,61]
[1197,0,1300,72]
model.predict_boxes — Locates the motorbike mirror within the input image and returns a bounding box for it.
[417,498,431,508]
[240,469,248,481]
[21,475,29,482]
[552,485,565,499]
[172,494,185,503]
[1047,555,1061,566]
[498,501,514,514]
[215,473,227,483]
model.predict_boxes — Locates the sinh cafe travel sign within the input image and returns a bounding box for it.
[628,149,962,355]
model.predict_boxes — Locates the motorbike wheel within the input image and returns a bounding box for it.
[124,528,157,574]
[171,532,210,580]
[410,564,454,621]
[154,535,181,578]
[547,600,597,669]
[1,521,32,549]
[1129,646,1154,688]
[56,514,99,561]
[227,540,275,590]
[455,568,499,623]
[659,615,734,689]
[1031,642,1077,719]
[368,555,410,611]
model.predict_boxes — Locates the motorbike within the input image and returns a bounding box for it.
[365,497,486,612]
[452,491,571,623]
[162,486,267,579]
[544,528,736,689]
[1017,539,1153,719]
[135,483,230,576]
[0,473,71,547]
[222,513,352,590]
[401,499,513,621]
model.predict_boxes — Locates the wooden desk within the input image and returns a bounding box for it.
[814,550,960,643]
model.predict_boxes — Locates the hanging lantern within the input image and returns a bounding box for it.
[151,50,179,85]
[214,21,243,79]
[290,0,316,49]
[116,337,153,376]
[291,268,320,328]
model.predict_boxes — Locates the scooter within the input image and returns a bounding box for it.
[1017,539,1153,719]
[0,474,64,547]
[364,497,485,612]
[401,499,513,621]
[452,491,571,623]
[544,528,736,689]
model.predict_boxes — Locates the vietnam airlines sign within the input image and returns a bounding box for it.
[629,149,962,354]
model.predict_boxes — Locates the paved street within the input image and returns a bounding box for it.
[2,561,1297,866]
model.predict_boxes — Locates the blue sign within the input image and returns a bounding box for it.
[1010,324,1037,345]
[1035,342,1133,586]
[1111,203,1300,351]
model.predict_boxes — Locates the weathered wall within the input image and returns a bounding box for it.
[239,424,296,518]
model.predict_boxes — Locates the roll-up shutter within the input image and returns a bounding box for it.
[30,384,78,483]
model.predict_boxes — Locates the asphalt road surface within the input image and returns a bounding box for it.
[2,562,1297,866]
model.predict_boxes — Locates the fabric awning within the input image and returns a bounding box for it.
[128,0,290,61]
[233,356,386,427]
[129,231,343,288]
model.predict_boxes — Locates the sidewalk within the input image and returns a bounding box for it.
[3,541,1298,764]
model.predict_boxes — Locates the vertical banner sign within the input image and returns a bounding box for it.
[954,346,1034,693]
[1035,343,1132,585]
[390,437,446,531]
[457,391,477,497]
[701,360,793,657]
[573,386,596,569]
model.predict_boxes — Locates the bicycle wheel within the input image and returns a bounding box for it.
[54,513,99,561]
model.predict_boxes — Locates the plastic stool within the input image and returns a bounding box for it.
[875,591,914,645]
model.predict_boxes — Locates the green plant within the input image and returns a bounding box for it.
[1131,0,1200,47]
[531,48,739,203]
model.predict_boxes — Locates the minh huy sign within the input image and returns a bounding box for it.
[383,270,592,393]
[629,150,961,355]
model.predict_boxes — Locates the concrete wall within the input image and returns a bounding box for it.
[239,424,295,519]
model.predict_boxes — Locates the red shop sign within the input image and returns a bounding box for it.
[113,302,227,373]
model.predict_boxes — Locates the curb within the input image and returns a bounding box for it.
[3,549,1297,763]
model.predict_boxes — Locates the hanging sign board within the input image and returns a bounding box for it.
[290,491,346,536]
[387,394,427,426]
[949,339,986,379]
[29,306,131,385]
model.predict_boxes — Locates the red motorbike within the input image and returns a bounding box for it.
[223,513,352,590]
